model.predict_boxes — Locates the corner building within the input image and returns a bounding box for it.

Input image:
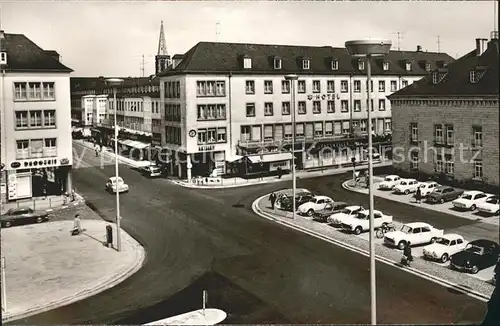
[389,33,499,189]
[0,30,74,201]
[158,41,454,180]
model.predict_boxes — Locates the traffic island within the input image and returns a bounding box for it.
[252,189,494,302]
[1,219,146,323]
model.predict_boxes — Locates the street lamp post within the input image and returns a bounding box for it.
[284,74,299,220]
[105,78,124,252]
[345,39,391,326]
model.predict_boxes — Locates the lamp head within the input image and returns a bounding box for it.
[105,78,124,87]
[284,74,299,81]
[345,39,392,57]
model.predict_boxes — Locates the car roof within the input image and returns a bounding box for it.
[406,222,431,228]
[462,190,484,196]
[359,209,380,214]
[421,181,438,186]
[385,175,400,178]
[469,239,499,247]
[435,185,452,190]
[441,233,463,240]
[345,205,363,210]
[108,176,123,181]
[313,195,330,200]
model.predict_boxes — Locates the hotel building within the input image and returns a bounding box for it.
[389,33,499,189]
[0,30,74,202]
[157,41,454,180]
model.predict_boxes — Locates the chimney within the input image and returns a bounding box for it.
[416,45,422,52]
[476,38,487,56]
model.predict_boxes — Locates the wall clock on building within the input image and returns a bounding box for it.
[189,129,197,138]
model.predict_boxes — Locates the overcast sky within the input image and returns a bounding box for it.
[1,0,497,77]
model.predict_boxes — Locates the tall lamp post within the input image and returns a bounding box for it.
[105,78,124,252]
[345,39,391,325]
[284,74,299,220]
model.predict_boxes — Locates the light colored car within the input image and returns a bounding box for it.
[298,195,333,216]
[477,196,500,215]
[378,175,401,190]
[142,165,162,178]
[327,205,364,225]
[106,176,129,193]
[384,222,444,249]
[341,209,393,235]
[452,191,493,211]
[393,178,420,195]
[422,234,468,263]
[417,181,440,197]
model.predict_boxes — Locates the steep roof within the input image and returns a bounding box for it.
[389,38,499,98]
[1,32,73,73]
[158,41,454,77]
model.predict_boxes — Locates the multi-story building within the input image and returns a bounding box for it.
[157,41,454,180]
[389,33,499,189]
[0,30,73,202]
[80,94,108,126]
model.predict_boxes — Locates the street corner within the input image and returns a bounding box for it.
[1,220,145,323]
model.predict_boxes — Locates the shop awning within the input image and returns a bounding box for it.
[119,139,135,146]
[127,141,150,149]
[261,152,293,163]
[226,154,243,162]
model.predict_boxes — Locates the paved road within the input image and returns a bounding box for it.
[11,142,488,325]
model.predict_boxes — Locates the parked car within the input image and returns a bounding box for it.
[0,207,50,228]
[141,165,162,178]
[477,196,500,215]
[450,239,500,274]
[297,195,334,216]
[422,234,468,263]
[378,175,401,190]
[278,191,314,211]
[384,222,444,249]
[426,186,464,204]
[327,205,364,225]
[452,191,494,211]
[416,181,440,197]
[341,209,393,235]
[393,178,420,195]
[313,202,349,222]
[105,176,129,193]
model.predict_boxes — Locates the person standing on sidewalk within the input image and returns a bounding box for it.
[71,214,82,236]
[269,192,276,210]
[415,187,422,204]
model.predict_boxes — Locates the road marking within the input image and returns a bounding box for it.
[252,195,490,303]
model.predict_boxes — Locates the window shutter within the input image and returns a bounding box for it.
[284,124,292,135]
[342,121,350,130]
[264,125,273,138]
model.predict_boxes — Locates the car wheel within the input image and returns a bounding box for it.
[398,241,406,250]
[496,210,500,216]
[471,265,479,274]
[440,198,445,204]
[440,253,449,263]
[404,189,410,195]
[4,221,12,228]
[307,209,314,216]
[354,226,362,235]
[36,217,43,223]
[430,237,437,243]
[470,204,476,211]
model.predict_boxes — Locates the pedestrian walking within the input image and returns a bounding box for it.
[269,192,276,210]
[71,214,82,236]
[415,187,422,204]
[277,167,283,179]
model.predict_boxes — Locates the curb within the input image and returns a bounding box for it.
[2,231,146,323]
[251,193,490,303]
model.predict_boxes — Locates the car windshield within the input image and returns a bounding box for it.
[111,178,123,184]
[309,198,318,203]
[401,225,412,233]
[384,177,393,181]
[436,238,451,246]
[466,245,484,254]
[461,194,473,200]
[355,213,368,219]
[341,209,354,214]
[486,197,499,204]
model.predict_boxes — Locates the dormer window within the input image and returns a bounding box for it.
[405,61,412,71]
[274,57,282,70]
[470,70,478,83]
[331,59,338,70]
[358,60,365,70]
[432,72,439,84]
[302,59,310,70]
[243,56,252,69]
[382,61,389,71]
[425,62,431,72]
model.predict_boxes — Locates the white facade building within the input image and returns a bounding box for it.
[0,30,73,202]
[158,41,455,180]
[81,94,108,127]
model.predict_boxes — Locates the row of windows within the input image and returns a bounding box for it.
[240,119,392,142]
[111,100,160,114]
[15,110,56,129]
[165,103,181,122]
[165,126,182,145]
[102,85,160,95]
[15,138,57,160]
[197,104,226,120]
[196,81,226,97]
[409,151,484,179]
[165,81,181,99]
[409,123,483,147]
[14,82,55,101]
[245,99,387,117]
[197,127,227,144]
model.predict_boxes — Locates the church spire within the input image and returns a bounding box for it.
[157,20,168,56]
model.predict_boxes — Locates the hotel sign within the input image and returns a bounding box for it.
[198,145,215,152]
[307,93,337,101]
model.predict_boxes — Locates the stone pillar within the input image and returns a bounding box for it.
[66,168,73,197]
[177,161,182,178]
[186,154,192,182]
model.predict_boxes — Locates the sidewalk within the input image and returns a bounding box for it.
[1,193,84,215]
[73,139,151,168]
[144,308,227,325]
[342,178,500,227]
[252,190,494,302]
[170,161,393,189]
[1,219,146,323]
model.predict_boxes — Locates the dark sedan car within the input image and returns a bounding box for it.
[426,186,464,204]
[313,202,349,222]
[450,239,499,274]
[279,192,314,211]
[0,207,50,228]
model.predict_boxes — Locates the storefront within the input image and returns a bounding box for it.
[226,152,293,178]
